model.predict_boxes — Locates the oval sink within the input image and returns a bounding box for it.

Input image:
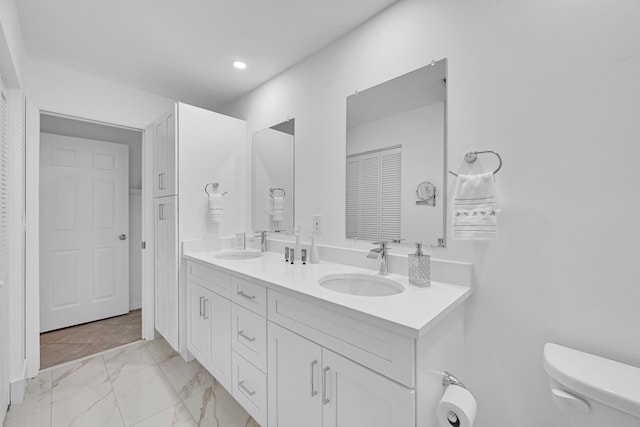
[214,251,263,260]
[319,273,404,297]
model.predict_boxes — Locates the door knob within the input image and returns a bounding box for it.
[119,234,127,240]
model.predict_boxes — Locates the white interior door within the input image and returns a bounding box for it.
[40,133,129,332]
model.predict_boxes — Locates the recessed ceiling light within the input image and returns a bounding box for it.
[233,61,247,70]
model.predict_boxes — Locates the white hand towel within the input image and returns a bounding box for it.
[271,196,284,222]
[208,193,224,223]
[452,171,498,240]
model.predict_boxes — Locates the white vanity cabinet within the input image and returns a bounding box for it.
[268,323,415,427]
[184,254,468,427]
[186,262,233,390]
[186,261,268,426]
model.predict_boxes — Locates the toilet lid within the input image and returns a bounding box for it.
[544,343,640,418]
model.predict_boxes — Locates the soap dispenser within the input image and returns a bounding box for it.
[408,242,430,287]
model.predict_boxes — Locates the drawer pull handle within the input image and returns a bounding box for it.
[310,360,318,397]
[238,330,256,342]
[237,290,256,300]
[238,380,256,396]
[322,366,330,405]
[199,296,204,317]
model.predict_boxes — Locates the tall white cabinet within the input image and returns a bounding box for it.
[151,103,245,353]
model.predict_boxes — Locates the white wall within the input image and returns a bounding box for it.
[222,0,640,425]
[347,103,444,243]
[0,0,26,87]
[177,102,247,246]
[25,58,174,129]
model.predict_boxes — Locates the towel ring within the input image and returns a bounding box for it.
[269,187,286,199]
[449,150,502,177]
[204,182,227,196]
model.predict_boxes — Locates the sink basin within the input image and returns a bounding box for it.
[214,251,263,260]
[319,273,404,297]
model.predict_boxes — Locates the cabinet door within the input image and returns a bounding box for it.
[154,196,179,350]
[322,348,415,427]
[207,292,232,391]
[268,323,323,427]
[153,107,177,197]
[187,282,208,363]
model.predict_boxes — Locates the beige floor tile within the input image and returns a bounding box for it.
[3,403,51,427]
[130,402,195,427]
[146,338,177,364]
[51,382,122,427]
[159,355,215,400]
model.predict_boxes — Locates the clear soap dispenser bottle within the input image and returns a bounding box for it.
[408,242,430,287]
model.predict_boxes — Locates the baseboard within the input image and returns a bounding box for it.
[9,360,27,405]
[129,301,142,311]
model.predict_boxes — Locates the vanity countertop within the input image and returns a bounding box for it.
[183,250,471,339]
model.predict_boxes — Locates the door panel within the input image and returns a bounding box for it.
[154,195,178,349]
[268,322,323,427]
[322,348,415,427]
[40,134,129,332]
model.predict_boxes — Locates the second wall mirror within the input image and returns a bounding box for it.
[252,119,295,233]
[345,59,447,247]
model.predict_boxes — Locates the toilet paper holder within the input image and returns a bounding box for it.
[442,371,466,389]
[442,371,467,427]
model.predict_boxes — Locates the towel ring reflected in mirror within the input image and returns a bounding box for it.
[416,181,436,207]
[269,187,286,199]
[204,182,227,196]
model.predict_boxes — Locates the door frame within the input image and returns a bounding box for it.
[25,108,155,376]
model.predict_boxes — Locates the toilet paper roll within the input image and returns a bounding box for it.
[437,385,477,427]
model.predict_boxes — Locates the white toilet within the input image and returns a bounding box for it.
[543,343,640,426]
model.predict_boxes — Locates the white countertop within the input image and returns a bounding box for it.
[183,250,471,339]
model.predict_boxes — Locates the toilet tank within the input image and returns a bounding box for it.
[543,343,640,427]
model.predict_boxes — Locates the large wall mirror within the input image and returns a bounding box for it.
[252,119,295,233]
[345,59,447,247]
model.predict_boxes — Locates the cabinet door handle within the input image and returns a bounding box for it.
[237,290,256,300]
[322,366,330,405]
[199,296,204,317]
[237,330,256,342]
[203,299,209,319]
[310,360,318,397]
[159,204,166,220]
[159,172,166,190]
[238,380,256,396]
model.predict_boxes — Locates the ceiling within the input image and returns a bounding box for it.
[17,0,399,110]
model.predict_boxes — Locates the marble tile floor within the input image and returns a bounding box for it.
[40,310,142,370]
[4,338,260,427]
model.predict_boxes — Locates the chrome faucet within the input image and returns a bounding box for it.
[252,230,268,252]
[367,241,391,275]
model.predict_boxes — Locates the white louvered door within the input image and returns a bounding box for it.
[0,72,10,420]
[345,147,401,241]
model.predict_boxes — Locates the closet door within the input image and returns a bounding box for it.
[154,195,178,350]
[0,73,9,419]
[153,106,177,197]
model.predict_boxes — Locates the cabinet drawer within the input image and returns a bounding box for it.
[232,277,267,317]
[232,304,267,372]
[268,289,415,388]
[232,352,267,427]
[187,261,231,299]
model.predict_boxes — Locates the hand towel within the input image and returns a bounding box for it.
[452,171,498,240]
[271,196,284,222]
[208,193,224,223]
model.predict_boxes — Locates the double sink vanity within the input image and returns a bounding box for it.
[165,57,473,426]
[183,248,470,427]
